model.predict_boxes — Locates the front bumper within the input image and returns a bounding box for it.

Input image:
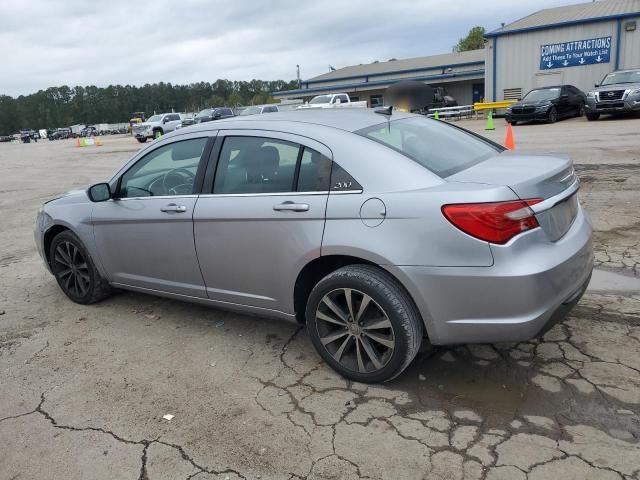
[505,109,549,122]
[133,129,152,139]
[387,207,593,345]
[586,95,640,114]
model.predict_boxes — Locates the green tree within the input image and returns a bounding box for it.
[453,26,486,52]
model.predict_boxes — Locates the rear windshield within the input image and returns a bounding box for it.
[356,117,501,177]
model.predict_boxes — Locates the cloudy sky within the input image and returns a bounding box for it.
[1,0,586,97]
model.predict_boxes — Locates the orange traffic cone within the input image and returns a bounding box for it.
[75,137,80,147]
[505,122,515,150]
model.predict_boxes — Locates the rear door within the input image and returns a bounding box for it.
[193,130,332,314]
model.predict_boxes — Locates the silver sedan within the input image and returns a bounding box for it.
[35,109,593,383]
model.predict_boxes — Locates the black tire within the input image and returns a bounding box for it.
[547,107,558,124]
[305,265,423,383]
[576,103,585,117]
[510,120,517,126]
[586,113,600,121]
[49,230,112,304]
[137,138,147,143]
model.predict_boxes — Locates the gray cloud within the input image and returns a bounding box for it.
[0,0,585,96]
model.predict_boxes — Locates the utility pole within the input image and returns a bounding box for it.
[296,65,301,88]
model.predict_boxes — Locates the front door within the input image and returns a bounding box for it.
[92,135,212,297]
[472,83,484,103]
[193,131,332,315]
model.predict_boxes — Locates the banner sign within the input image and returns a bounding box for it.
[540,36,611,70]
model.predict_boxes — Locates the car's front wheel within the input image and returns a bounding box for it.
[50,230,112,304]
[576,103,585,117]
[306,265,423,383]
[586,112,600,121]
[547,107,558,123]
[137,138,147,143]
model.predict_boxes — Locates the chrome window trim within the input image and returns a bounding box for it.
[111,195,200,202]
[197,189,363,198]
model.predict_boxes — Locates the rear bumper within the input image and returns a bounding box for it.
[387,207,593,345]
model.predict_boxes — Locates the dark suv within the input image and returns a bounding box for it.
[505,85,586,124]
[585,69,640,120]
[195,107,234,123]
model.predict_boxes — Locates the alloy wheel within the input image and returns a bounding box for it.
[315,288,395,374]
[53,241,91,297]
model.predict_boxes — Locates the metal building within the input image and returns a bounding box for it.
[273,50,485,107]
[485,0,640,101]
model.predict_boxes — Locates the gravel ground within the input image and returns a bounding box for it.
[1,116,639,480]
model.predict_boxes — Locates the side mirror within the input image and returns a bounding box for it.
[594,83,599,88]
[163,117,169,124]
[88,183,111,202]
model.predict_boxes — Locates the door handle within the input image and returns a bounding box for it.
[160,204,187,213]
[273,201,309,212]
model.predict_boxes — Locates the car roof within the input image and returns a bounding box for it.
[174,109,416,135]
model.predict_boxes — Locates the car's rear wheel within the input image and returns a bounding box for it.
[306,265,423,383]
[547,107,558,123]
[50,231,112,304]
[137,138,147,143]
[586,113,600,121]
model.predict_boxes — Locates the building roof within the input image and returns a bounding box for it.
[488,0,640,36]
[305,49,485,84]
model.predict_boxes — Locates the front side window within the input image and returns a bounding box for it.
[214,136,300,194]
[119,138,208,197]
[335,95,349,103]
[357,117,500,177]
[369,94,383,107]
[147,115,162,122]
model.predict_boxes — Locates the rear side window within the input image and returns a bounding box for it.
[356,117,501,177]
[214,136,299,194]
[297,148,332,191]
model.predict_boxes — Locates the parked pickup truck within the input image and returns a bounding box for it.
[585,69,640,120]
[132,113,182,142]
[297,93,367,109]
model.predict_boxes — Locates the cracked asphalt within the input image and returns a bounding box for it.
[1,116,639,479]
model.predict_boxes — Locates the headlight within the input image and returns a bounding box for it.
[587,91,596,98]
[505,107,512,113]
[37,210,53,231]
[628,89,640,96]
[536,104,549,110]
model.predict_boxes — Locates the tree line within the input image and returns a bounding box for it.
[0,79,299,134]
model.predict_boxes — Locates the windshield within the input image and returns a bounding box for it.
[147,115,162,122]
[601,70,640,85]
[356,117,501,177]
[309,95,331,104]
[523,88,560,102]
[197,109,212,117]
[240,106,261,116]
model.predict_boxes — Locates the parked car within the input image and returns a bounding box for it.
[0,135,12,142]
[81,126,98,137]
[195,107,235,123]
[239,105,280,116]
[35,110,593,383]
[132,113,182,143]
[176,113,197,130]
[20,129,35,143]
[297,93,368,109]
[505,85,586,124]
[585,69,640,121]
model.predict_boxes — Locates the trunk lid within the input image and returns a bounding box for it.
[447,152,579,241]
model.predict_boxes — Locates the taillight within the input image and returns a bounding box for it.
[442,199,543,244]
